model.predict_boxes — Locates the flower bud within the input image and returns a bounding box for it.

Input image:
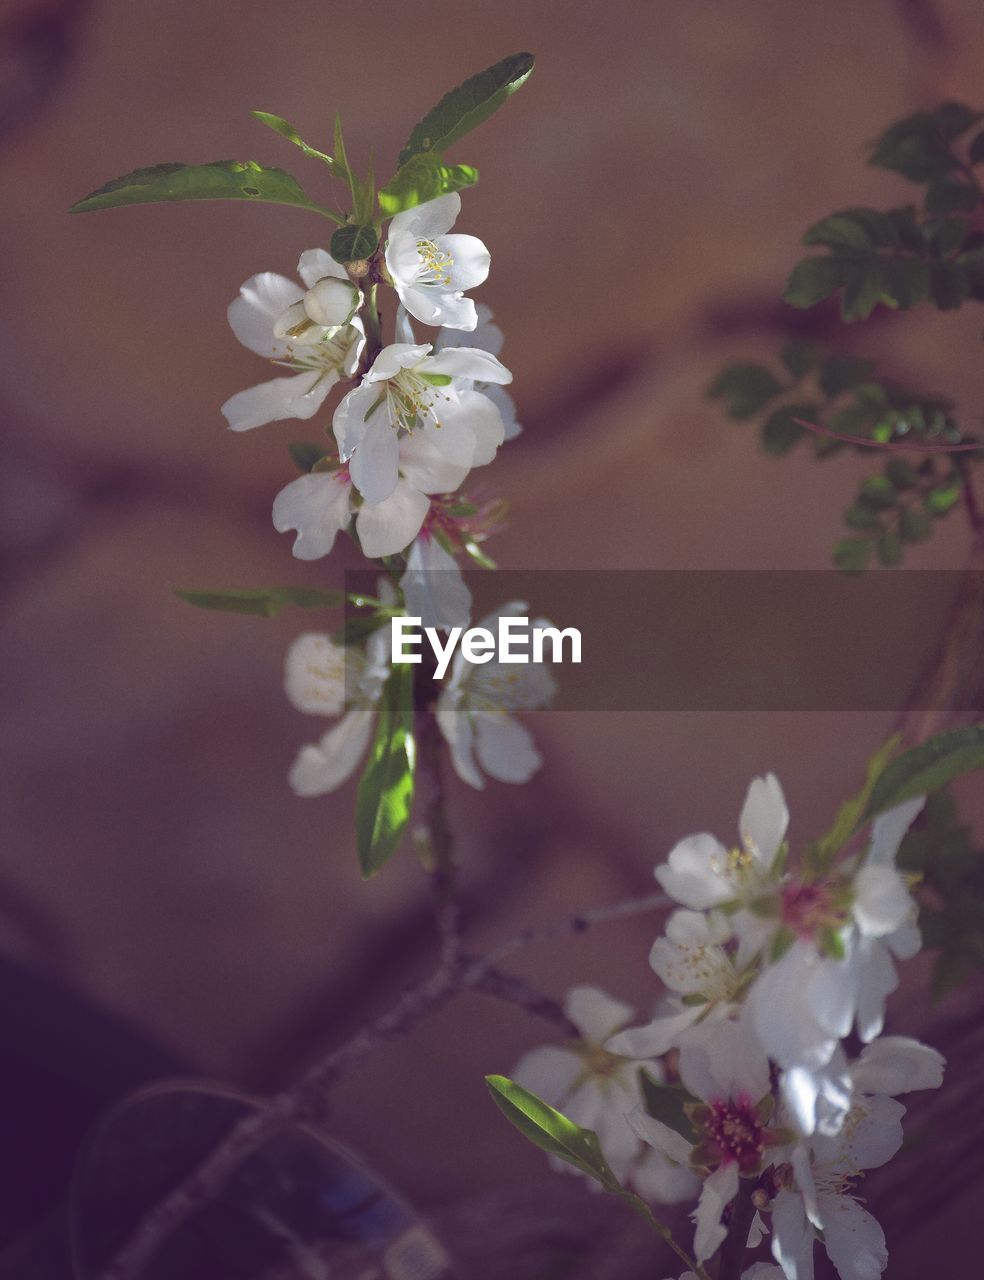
[347,259,371,279]
[303,277,360,327]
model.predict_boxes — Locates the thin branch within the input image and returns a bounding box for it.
[793,417,983,455]
[482,892,669,969]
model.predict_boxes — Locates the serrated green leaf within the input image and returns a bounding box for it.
[930,261,970,309]
[355,663,415,878]
[379,153,479,215]
[70,160,342,221]
[934,102,983,140]
[802,212,874,251]
[485,1076,622,1191]
[840,259,888,322]
[288,441,330,473]
[783,256,849,308]
[899,508,932,541]
[330,222,379,263]
[882,257,931,309]
[761,404,811,456]
[176,586,345,617]
[886,206,926,251]
[924,178,980,215]
[832,537,871,573]
[398,52,535,167]
[779,340,822,379]
[814,735,901,864]
[250,111,336,170]
[877,529,903,566]
[858,724,984,826]
[926,483,961,514]
[930,215,970,257]
[819,354,877,398]
[706,363,784,419]
[869,113,960,182]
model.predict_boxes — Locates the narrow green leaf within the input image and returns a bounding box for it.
[783,256,848,308]
[859,724,984,826]
[330,222,379,263]
[814,735,901,863]
[379,153,479,215]
[484,1076,622,1190]
[355,663,416,877]
[250,111,336,170]
[398,52,535,166]
[176,586,345,617]
[70,160,343,221]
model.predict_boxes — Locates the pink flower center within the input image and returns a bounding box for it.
[704,1097,765,1173]
[781,881,836,939]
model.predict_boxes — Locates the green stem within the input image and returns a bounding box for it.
[622,1191,711,1280]
[362,282,383,367]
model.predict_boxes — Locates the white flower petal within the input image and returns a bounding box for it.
[435,698,482,790]
[441,233,491,290]
[456,388,506,465]
[418,409,481,469]
[865,796,925,867]
[739,772,789,868]
[819,1194,887,1280]
[389,192,461,241]
[428,346,513,384]
[397,432,470,494]
[694,1163,739,1262]
[365,342,432,381]
[606,1005,703,1060]
[852,865,913,938]
[853,934,898,1043]
[511,1044,582,1104]
[221,370,329,431]
[288,707,374,796]
[771,1187,815,1280]
[656,834,733,909]
[273,471,352,561]
[355,481,429,559]
[284,632,347,715]
[850,1036,945,1095]
[747,942,838,1070]
[564,986,634,1043]
[228,272,303,357]
[348,418,401,506]
[630,1148,700,1205]
[473,711,542,785]
[626,1108,694,1166]
[400,536,471,630]
[297,247,348,288]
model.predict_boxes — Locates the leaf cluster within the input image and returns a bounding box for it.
[708,342,976,569]
[784,103,984,321]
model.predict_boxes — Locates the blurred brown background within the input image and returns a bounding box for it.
[2,0,984,1275]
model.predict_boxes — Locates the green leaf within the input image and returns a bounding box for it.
[934,102,983,140]
[783,256,849,308]
[819,354,876,398]
[844,503,882,531]
[832,537,871,573]
[924,178,980,215]
[330,222,379,263]
[638,1071,697,1142]
[970,130,984,165]
[859,474,897,510]
[858,724,984,826]
[355,663,416,878]
[814,735,901,863]
[929,261,970,309]
[899,508,932,541]
[288,441,330,473]
[886,458,918,489]
[840,259,888,322]
[398,52,535,167]
[176,586,344,617]
[706,363,783,419]
[379,153,479,215]
[869,112,960,182]
[70,160,342,221]
[779,340,822,379]
[882,257,931,309]
[802,208,897,250]
[761,404,812,456]
[886,206,926,251]
[877,529,903,566]
[484,1076,622,1191]
[249,111,336,170]
[930,215,970,257]
[926,483,961,514]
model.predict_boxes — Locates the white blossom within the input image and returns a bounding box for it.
[221,250,364,431]
[333,342,511,506]
[433,303,522,439]
[512,986,698,1205]
[284,623,389,796]
[385,193,490,330]
[272,434,468,562]
[435,602,555,789]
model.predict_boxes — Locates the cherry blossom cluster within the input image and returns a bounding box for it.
[219,192,551,793]
[513,777,944,1280]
